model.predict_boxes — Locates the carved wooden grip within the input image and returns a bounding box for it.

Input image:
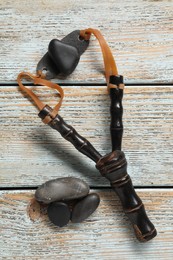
[96,151,157,242]
[110,76,123,151]
[38,105,101,162]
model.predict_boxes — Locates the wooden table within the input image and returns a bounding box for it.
[0,0,173,259]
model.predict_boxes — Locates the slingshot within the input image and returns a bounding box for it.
[17,28,157,242]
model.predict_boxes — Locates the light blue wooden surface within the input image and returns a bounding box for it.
[0,0,173,259]
[0,85,173,187]
[1,189,173,259]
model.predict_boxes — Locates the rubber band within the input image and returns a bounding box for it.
[17,72,64,122]
[80,28,118,88]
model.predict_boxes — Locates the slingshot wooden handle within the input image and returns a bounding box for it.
[96,151,157,242]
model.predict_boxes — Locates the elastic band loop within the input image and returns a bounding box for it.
[17,72,64,121]
[80,28,118,89]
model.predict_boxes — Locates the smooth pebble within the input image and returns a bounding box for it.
[35,177,89,204]
[71,193,100,223]
[48,202,71,227]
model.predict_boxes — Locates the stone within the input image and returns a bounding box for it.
[35,177,90,204]
[47,202,70,227]
[71,193,100,223]
[48,39,80,76]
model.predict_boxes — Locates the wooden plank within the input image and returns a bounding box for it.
[0,0,173,83]
[0,189,173,259]
[0,85,172,187]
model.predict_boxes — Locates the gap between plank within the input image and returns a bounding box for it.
[0,82,173,87]
[0,186,173,191]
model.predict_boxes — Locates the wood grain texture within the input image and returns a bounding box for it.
[0,0,173,83]
[0,189,173,259]
[0,85,172,187]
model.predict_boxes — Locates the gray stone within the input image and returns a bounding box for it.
[71,193,100,223]
[35,177,90,204]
